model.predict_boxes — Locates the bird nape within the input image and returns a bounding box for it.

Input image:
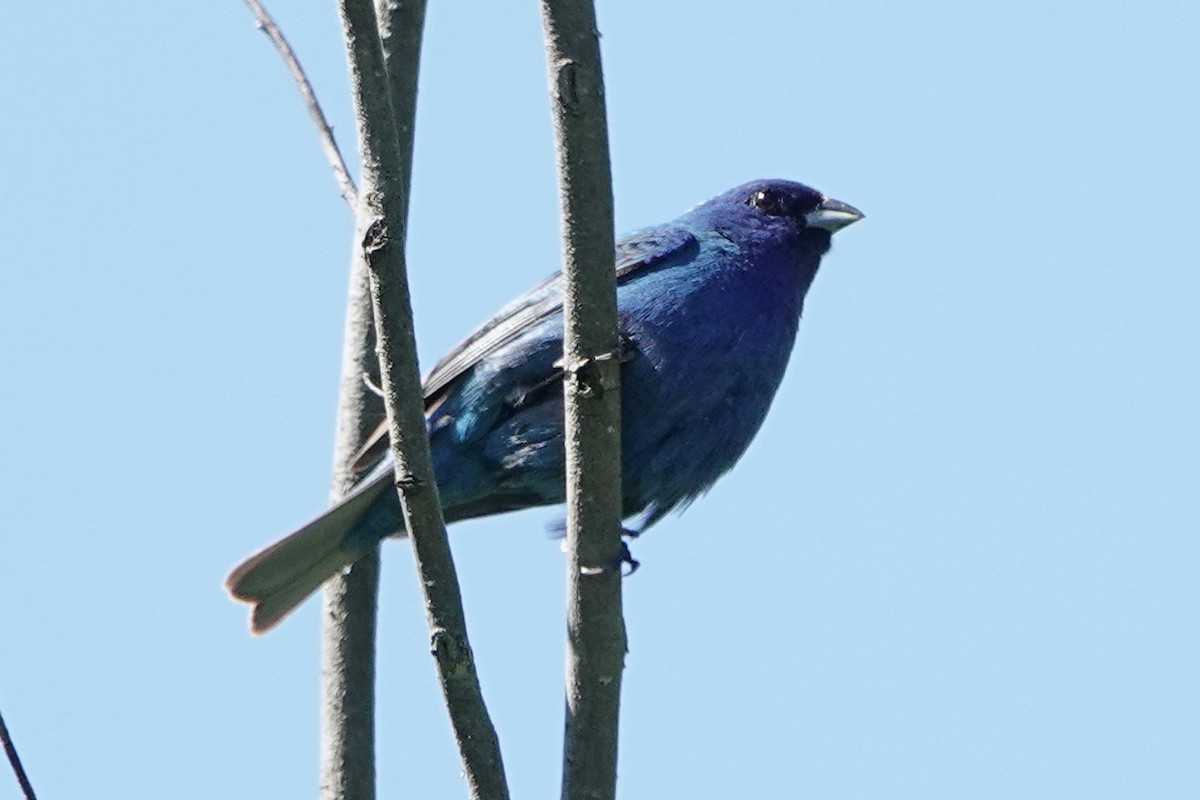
[226,179,863,633]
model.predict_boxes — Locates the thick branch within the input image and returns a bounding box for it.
[539,3,625,800]
[336,2,510,799]
[242,0,359,207]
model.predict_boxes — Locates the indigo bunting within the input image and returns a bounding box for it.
[227,179,861,632]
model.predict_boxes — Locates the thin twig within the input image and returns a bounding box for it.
[336,1,511,799]
[0,705,37,800]
[242,0,359,208]
[539,2,626,799]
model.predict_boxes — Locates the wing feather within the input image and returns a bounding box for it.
[348,224,697,475]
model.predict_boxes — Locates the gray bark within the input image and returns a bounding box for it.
[539,2,627,799]
[321,250,382,800]
[336,2,510,799]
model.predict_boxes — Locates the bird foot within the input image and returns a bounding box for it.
[577,540,640,577]
[616,541,640,576]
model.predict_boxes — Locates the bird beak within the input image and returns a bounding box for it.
[805,197,864,232]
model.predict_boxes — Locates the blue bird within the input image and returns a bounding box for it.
[227,179,862,632]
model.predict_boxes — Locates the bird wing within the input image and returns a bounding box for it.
[347,224,697,475]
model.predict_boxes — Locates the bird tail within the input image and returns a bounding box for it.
[226,476,393,634]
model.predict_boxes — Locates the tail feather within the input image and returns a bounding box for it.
[226,475,393,634]
[249,546,359,634]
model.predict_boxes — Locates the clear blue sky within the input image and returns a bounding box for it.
[2,1,1196,798]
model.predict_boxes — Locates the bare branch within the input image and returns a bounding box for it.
[336,1,510,799]
[539,2,625,799]
[321,250,383,800]
[0,704,37,800]
[376,0,423,224]
[242,0,359,208]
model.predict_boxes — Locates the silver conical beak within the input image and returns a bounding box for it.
[805,197,864,232]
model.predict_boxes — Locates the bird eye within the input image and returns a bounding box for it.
[748,189,792,217]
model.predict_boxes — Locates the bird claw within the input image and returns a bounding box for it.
[616,541,640,576]
[618,333,639,363]
[553,334,638,373]
[578,540,640,577]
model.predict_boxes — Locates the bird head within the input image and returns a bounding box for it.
[693,178,863,258]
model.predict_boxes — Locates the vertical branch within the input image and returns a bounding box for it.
[239,9,376,791]
[336,2,510,799]
[239,3,379,796]
[376,0,425,193]
[321,250,383,800]
[539,3,625,800]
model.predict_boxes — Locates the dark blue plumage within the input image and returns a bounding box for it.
[227,179,862,632]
